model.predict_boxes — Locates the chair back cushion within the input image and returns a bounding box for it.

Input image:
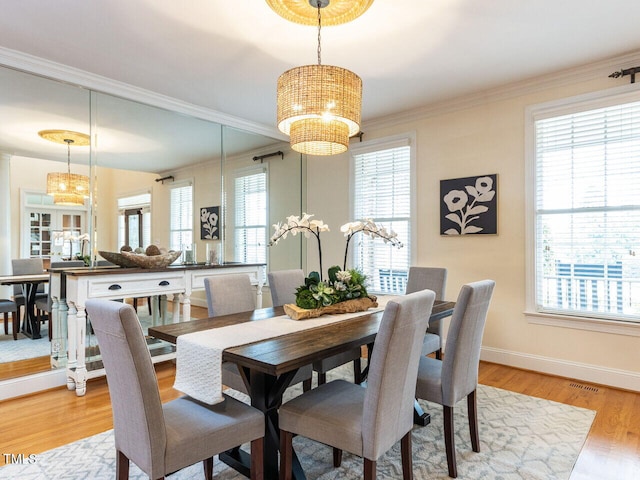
[405,266,447,300]
[441,280,495,406]
[362,289,436,460]
[204,274,255,317]
[85,299,166,474]
[11,258,45,295]
[267,269,304,307]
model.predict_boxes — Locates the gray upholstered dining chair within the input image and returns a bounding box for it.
[267,268,363,386]
[204,273,312,393]
[85,299,265,480]
[414,279,495,478]
[11,258,47,325]
[35,260,85,340]
[279,289,437,480]
[1,299,19,340]
[406,266,448,359]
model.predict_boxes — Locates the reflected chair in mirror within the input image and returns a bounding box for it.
[406,266,448,360]
[205,273,312,393]
[85,299,265,480]
[268,268,364,387]
[35,260,85,341]
[11,258,48,328]
[1,299,19,340]
[415,280,495,478]
[279,290,436,480]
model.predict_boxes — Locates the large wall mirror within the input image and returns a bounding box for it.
[0,64,306,386]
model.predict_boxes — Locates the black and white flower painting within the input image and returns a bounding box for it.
[200,206,220,240]
[440,174,497,235]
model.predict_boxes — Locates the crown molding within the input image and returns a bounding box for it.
[363,49,640,131]
[0,46,285,141]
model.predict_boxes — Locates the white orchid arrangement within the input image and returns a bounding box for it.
[53,231,90,264]
[340,218,403,271]
[269,214,403,308]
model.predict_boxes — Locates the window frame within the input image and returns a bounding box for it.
[349,132,416,295]
[525,83,640,336]
[232,164,268,265]
[168,181,194,253]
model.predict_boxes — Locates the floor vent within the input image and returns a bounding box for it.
[569,382,599,393]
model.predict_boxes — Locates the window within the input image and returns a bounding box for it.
[234,166,267,264]
[351,137,413,294]
[529,90,640,323]
[117,193,151,250]
[169,183,193,252]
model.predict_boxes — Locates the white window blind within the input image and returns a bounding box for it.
[533,99,640,321]
[169,184,193,252]
[234,167,267,264]
[352,142,411,294]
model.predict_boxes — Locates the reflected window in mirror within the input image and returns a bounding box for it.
[234,165,267,264]
[118,193,151,250]
[170,182,193,252]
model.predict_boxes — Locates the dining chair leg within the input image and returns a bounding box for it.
[12,311,18,340]
[443,405,457,478]
[116,450,130,480]
[435,348,442,360]
[203,457,213,480]
[353,358,362,384]
[3,312,7,335]
[333,447,342,467]
[303,378,312,392]
[401,431,413,480]
[279,430,293,480]
[250,437,264,480]
[364,458,376,480]
[467,389,480,452]
[317,372,327,386]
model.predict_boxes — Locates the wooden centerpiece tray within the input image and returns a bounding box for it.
[283,296,378,320]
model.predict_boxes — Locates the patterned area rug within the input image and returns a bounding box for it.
[1,365,595,480]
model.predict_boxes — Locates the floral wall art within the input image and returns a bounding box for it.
[200,206,220,240]
[440,174,497,235]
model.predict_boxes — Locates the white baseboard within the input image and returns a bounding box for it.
[481,346,640,392]
[0,368,67,401]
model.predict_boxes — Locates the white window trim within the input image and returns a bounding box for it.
[349,132,417,285]
[233,164,268,265]
[524,83,640,335]
[168,179,194,252]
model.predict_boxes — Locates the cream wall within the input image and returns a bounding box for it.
[307,69,640,390]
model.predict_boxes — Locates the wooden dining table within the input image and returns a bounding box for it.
[149,299,455,480]
[0,273,49,339]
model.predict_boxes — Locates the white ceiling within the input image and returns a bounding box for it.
[1,0,640,169]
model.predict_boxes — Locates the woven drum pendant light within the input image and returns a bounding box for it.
[271,0,365,155]
[39,130,90,206]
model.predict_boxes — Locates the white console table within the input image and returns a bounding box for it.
[50,263,265,396]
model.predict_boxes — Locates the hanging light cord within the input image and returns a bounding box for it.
[316,1,322,65]
[65,138,74,174]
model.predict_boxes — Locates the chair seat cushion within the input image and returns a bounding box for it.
[312,347,361,373]
[421,333,440,356]
[163,394,264,474]
[415,356,443,404]
[279,379,365,457]
[0,299,18,313]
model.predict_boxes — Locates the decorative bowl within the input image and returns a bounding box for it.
[120,250,182,268]
[98,250,181,268]
[284,296,378,320]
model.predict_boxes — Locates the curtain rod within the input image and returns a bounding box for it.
[253,151,283,163]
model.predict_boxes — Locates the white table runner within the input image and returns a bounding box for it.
[174,297,394,404]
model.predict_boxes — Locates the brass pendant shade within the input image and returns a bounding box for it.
[277,64,362,155]
[39,130,90,206]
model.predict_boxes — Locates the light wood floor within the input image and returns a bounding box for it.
[1,305,639,478]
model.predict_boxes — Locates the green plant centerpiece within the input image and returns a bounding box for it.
[269,214,403,319]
